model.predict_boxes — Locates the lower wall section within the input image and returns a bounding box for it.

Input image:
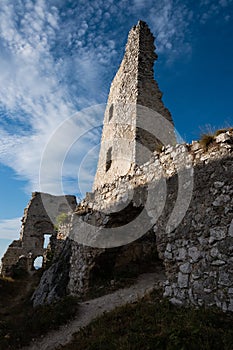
[31,133,233,312]
[156,156,233,312]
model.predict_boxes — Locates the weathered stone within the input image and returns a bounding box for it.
[188,247,201,262]
[210,246,219,258]
[214,181,224,188]
[209,227,226,244]
[216,133,231,143]
[32,239,72,306]
[176,248,187,261]
[213,194,231,206]
[211,260,226,266]
[170,297,184,306]
[217,237,233,255]
[0,193,76,277]
[164,285,172,297]
[180,262,191,274]
[218,271,233,286]
[178,272,189,288]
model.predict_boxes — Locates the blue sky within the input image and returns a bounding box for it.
[0,0,233,259]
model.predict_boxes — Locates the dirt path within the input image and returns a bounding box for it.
[22,271,166,350]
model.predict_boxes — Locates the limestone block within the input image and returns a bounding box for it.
[209,227,226,244]
[216,133,231,143]
[188,247,201,262]
[178,272,189,288]
[179,262,191,274]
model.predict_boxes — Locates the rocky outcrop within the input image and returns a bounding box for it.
[32,238,72,306]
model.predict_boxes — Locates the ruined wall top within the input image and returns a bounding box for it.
[106,20,172,121]
[107,21,159,105]
[0,192,77,277]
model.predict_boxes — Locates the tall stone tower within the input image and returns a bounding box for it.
[93,20,175,190]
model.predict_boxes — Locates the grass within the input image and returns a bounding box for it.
[60,289,233,350]
[199,127,233,151]
[0,273,79,349]
[199,133,215,150]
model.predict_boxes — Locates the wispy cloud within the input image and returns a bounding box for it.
[148,1,193,57]
[0,218,21,260]
[199,0,233,23]
[0,218,21,240]
[0,0,232,199]
[0,1,107,195]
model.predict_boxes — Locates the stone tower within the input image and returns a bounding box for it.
[93,20,175,190]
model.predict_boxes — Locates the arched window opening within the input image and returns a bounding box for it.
[33,256,43,270]
[109,104,113,122]
[106,147,112,172]
[43,234,51,249]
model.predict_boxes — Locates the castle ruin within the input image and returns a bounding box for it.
[1,21,233,313]
[0,193,76,276]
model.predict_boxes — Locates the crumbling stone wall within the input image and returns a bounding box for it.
[32,131,233,313]
[157,135,233,311]
[0,192,76,277]
[70,132,233,312]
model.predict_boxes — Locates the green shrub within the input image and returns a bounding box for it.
[56,212,69,226]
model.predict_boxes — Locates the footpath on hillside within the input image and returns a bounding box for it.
[22,271,166,350]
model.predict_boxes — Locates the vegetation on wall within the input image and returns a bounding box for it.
[199,127,233,151]
[54,212,69,231]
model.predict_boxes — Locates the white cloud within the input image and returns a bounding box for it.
[0,1,107,195]
[199,0,232,23]
[219,0,229,7]
[0,218,21,240]
[131,0,193,58]
[0,0,232,200]
[132,0,153,10]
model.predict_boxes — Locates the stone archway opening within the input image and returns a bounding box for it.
[33,256,43,270]
[88,227,165,294]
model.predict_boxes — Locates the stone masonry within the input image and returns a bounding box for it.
[93,20,175,190]
[0,192,76,276]
[32,130,233,312]
[30,23,233,312]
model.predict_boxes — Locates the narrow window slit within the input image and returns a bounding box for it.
[109,104,113,122]
[106,147,112,172]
